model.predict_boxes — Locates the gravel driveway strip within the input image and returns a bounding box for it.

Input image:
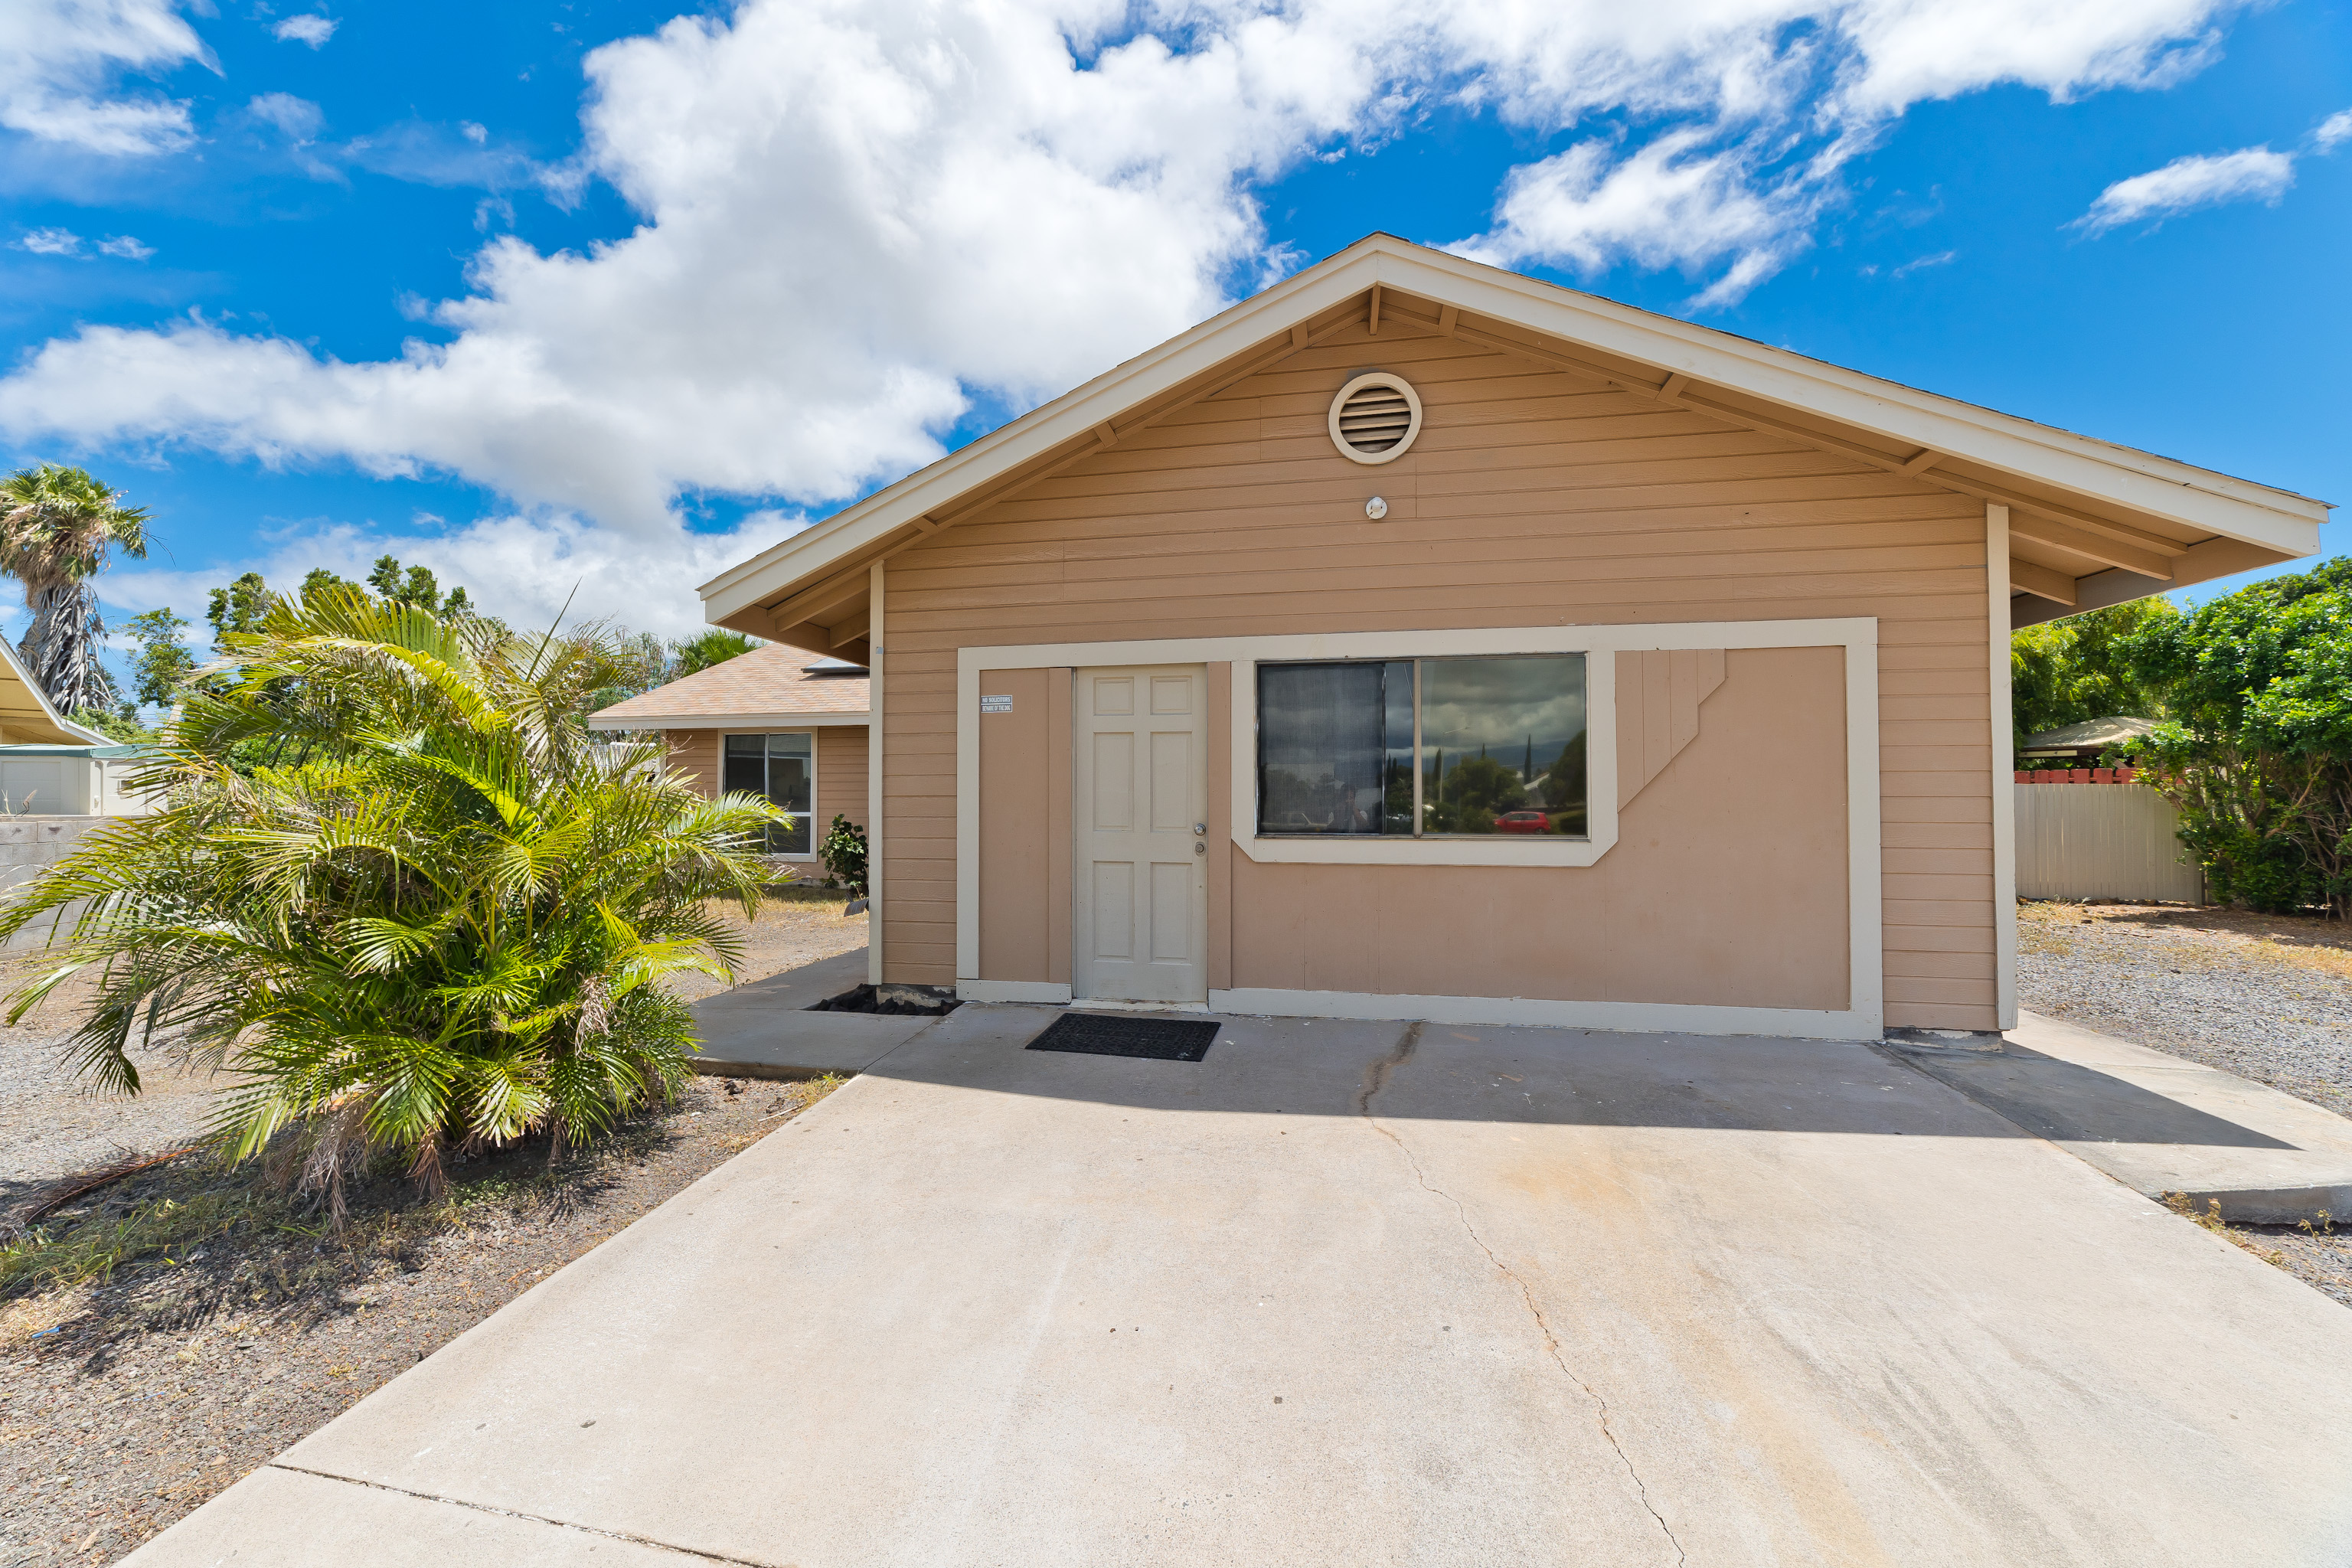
[2017,900,2352,1118]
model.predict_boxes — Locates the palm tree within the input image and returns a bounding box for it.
[0,589,784,1220]
[0,464,150,714]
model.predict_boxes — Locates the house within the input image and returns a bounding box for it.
[693,234,2323,1037]
[586,645,868,864]
[0,635,150,817]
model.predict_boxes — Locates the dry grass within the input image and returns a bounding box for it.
[2017,900,2352,980]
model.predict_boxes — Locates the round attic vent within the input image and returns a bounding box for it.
[1328,373,1423,465]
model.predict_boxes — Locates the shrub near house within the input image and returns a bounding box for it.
[0,588,786,1217]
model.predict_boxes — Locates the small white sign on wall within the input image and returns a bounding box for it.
[979,694,1014,714]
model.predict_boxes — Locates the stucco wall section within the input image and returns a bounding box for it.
[1226,646,1848,1008]
[879,322,1995,1027]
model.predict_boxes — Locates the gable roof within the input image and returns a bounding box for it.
[701,234,2327,655]
[587,643,869,730]
[0,636,107,746]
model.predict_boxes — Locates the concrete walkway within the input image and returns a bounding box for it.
[129,1009,2352,1566]
[1893,1010,2352,1223]
[687,949,933,1080]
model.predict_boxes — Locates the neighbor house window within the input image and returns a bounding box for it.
[1256,656,1586,838]
[723,732,814,854]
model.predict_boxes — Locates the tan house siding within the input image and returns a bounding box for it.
[881,324,1996,1028]
[817,725,870,834]
[665,730,719,795]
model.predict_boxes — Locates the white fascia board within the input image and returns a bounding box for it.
[704,237,2324,624]
[586,711,870,731]
[1377,247,2327,551]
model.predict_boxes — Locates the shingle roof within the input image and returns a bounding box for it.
[588,644,869,728]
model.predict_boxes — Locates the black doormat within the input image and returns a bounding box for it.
[1025,1011,1220,1062]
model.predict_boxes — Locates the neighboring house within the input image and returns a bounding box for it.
[587,645,868,864]
[0,635,150,817]
[692,234,2324,1037]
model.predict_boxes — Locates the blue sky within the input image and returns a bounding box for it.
[2,0,2347,681]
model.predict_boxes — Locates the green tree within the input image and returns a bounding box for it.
[127,607,198,710]
[0,587,786,1218]
[672,629,763,677]
[2010,597,2179,762]
[2121,560,2352,915]
[367,555,471,617]
[208,570,276,636]
[0,464,150,713]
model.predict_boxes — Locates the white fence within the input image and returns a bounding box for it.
[2014,784,2203,903]
[0,815,113,949]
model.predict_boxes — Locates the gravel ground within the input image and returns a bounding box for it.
[0,890,864,1566]
[2016,900,2352,1117]
[2017,898,2352,1310]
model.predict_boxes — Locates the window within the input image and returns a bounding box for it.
[1256,656,1586,838]
[723,732,814,854]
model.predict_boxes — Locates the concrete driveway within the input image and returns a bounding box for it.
[132,1008,2352,1566]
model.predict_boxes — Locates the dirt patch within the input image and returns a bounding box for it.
[0,1073,838,1566]
[2015,900,2352,1118]
[2161,1194,2352,1312]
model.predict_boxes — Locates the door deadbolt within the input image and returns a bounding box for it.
[1194,841,1207,855]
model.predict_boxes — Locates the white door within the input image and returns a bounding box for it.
[1073,665,1209,1004]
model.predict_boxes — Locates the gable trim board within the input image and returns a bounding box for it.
[701,236,2322,655]
[955,616,1883,1039]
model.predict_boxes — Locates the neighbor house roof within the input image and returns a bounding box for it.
[586,645,870,731]
[2019,717,2160,756]
[0,637,107,746]
[698,233,2328,658]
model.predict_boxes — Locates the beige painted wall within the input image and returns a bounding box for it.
[976,668,1073,983]
[880,321,1995,1027]
[663,724,869,837]
[1228,647,1847,1008]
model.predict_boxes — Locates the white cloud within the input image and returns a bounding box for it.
[247,92,325,142]
[99,511,808,642]
[273,15,338,48]
[0,0,209,156]
[0,0,2256,538]
[96,233,154,259]
[2072,145,2294,235]
[17,225,83,255]
[1891,248,1957,277]
[2315,109,2352,152]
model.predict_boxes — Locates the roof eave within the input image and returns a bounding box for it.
[701,235,2327,625]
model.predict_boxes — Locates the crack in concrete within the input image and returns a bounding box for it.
[1355,1023,1688,1567]
[268,1462,786,1566]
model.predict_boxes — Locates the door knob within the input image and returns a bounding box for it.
[1193,822,1207,835]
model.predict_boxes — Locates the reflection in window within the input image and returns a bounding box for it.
[1256,656,1586,838]
[723,732,814,854]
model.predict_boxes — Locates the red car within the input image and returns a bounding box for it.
[1494,810,1551,835]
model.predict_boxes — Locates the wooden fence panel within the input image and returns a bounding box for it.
[2014,784,2203,903]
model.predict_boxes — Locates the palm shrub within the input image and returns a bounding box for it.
[0,588,785,1220]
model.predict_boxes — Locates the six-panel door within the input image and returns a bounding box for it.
[1072,665,1208,1004]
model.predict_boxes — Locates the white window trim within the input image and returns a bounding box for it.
[954,617,1883,1038]
[724,728,820,861]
